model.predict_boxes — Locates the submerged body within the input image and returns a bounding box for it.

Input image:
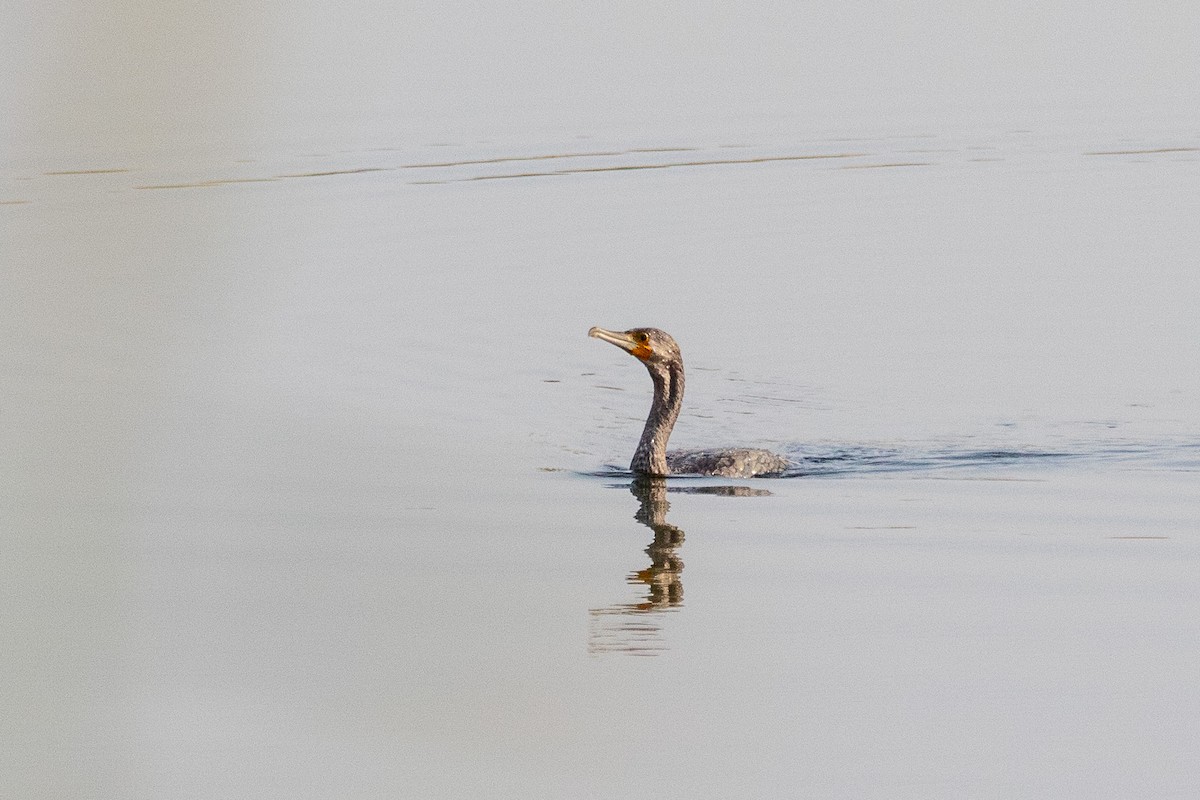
[589,326,790,478]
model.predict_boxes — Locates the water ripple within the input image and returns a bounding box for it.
[582,437,1200,480]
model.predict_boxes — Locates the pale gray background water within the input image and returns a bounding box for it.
[4,4,1200,798]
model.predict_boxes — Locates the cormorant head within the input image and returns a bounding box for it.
[588,326,681,368]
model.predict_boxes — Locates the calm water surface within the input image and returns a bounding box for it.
[5,126,1200,798]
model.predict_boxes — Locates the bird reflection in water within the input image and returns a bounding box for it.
[588,476,771,656]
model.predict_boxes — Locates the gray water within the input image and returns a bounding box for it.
[5,5,1200,799]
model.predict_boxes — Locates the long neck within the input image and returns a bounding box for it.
[631,358,684,476]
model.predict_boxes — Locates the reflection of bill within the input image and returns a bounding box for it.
[588,477,770,656]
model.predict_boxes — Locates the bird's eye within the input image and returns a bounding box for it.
[636,332,649,344]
